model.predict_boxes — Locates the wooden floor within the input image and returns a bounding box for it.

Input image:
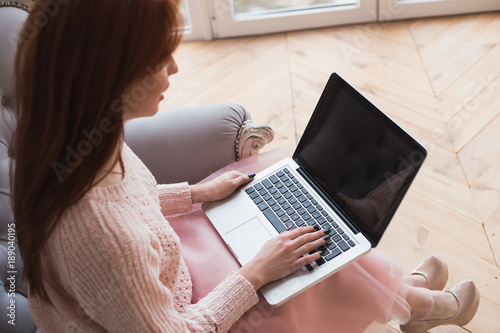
[161,11,500,332]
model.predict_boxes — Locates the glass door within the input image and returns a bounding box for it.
[180,0,212,41]
[212,0,378,38]
[378,0,500,20]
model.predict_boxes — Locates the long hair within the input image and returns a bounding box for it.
[13,0,182,301]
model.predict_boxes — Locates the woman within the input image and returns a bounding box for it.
[13,0,479,332]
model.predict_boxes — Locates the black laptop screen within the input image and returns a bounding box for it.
[294,73,426,247]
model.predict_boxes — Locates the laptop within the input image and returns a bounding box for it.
[202,73,426,306]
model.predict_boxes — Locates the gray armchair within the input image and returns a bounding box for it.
[0,3,273,332]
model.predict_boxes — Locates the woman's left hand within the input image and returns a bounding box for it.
[190,170,255,203]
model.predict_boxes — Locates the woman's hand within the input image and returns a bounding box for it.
[239,226,328,290]
[190,170,255,203]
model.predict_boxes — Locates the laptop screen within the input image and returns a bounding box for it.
[294,73,426,247]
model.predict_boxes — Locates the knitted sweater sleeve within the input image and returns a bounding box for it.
[58,205,258,333]
[157,182,192,215]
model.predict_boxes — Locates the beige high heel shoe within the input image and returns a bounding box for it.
[412,256,448,290]
[400,280,480,333]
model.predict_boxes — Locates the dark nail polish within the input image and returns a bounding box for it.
[323,229,331,235]
[313,225,321,231]
[323,235,330,241]
[248,173,256,178]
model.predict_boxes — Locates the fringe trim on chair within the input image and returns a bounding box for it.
[0,0,34,12]
[235,120,274,161]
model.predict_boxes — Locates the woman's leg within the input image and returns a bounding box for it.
[402,279,479,333]
[405,285,459,321]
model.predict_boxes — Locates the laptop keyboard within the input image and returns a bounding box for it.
[245,167,356,270]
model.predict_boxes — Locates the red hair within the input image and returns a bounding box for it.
[13,0,182,300]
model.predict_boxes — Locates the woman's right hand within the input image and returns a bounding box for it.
[239,226,328,290]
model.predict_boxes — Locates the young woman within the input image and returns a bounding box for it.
[13,0,479,332]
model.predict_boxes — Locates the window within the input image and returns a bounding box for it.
[379,0,500,20]
[180,0,500,40]
[212,0,377,38]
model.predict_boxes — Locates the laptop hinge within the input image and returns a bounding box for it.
[296,167,361,235]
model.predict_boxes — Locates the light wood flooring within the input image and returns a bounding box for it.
[161,11,500,332]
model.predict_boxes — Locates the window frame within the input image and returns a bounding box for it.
[181,0,500,41]
[181,0,213,41]
[378,0,500,20]
[211,0,378,39]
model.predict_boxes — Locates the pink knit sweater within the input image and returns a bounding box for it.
[29,144,259,332]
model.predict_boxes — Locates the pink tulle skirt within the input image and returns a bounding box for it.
[168,146,412,333]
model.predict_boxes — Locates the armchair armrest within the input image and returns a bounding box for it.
[125,103,273,184]
[236,120,274,160]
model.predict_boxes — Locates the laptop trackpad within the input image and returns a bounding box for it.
[225,217,273,265]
